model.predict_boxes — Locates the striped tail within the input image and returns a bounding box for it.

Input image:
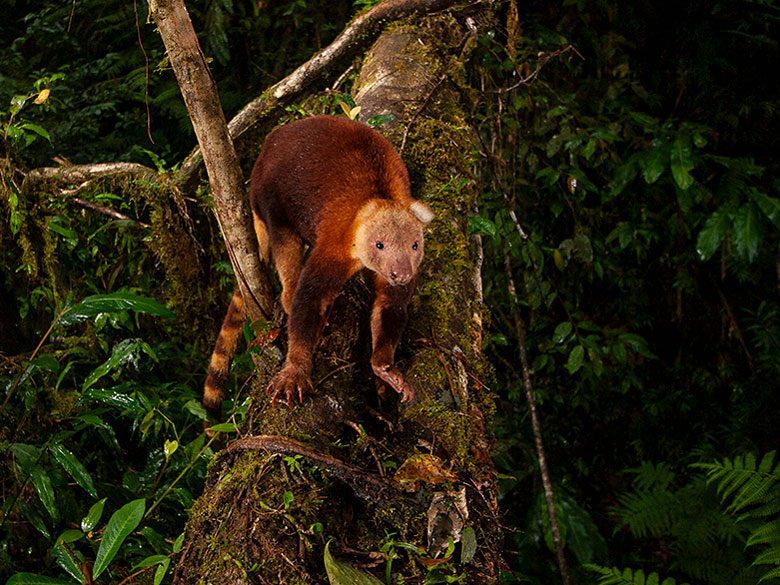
[203,288,246,414]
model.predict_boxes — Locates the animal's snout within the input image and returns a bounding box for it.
[388,270,412,286]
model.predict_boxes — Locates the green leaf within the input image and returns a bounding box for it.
[696,206,731,261]
[164,439,179,460]
[172,532,185,554]
[58,290,175,328]
[154,558,171,585]
[82,339,156,392]
[629,111,658,127]
[55,529,84,544]
[184,399,209,421]
[79,387,145,415]
[553,322,573,344]
[468,215,497,238]
[460,526,477,564]
[206,422,238,434]
[50,444,97,498]
[29,467,58,522]
[5,574,74,585]
[53,542,86,584]
[133,554,169,569]
[92,498,146,579]
[732,204,762,262]
[324,540,384,585]
[81,498,107,533]
[751,190,780,230]
[366,113,395,128]
[639,146,666,184]
[670,135,695,190]
[565,345,585,374]
[19,123,51,141]
[11,443,41,472]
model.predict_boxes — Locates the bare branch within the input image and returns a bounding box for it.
[503,251,571,585]
[152,0,275,321]
[23,162,156,187]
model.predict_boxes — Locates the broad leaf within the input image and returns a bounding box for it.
[53,542,86,584]
[460,525,477,564]
[639,145,666,184]
[670,135,695,190]
[29,467,58,522]
[154,558,171,585]
[751,189,780,230]
[324,540,383,585]
[50,444,97,498]
[92,498,146,579]
[468,215,497,238]
[82,339,156,392]
[58,290,174,327]
[732,204,762,262]
[566,345,585,374]
[696,206,731,260]
[553,322,573,344]
[81,498,107,533]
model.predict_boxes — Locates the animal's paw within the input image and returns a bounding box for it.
[266,365,315,408]
[372,362,414,402]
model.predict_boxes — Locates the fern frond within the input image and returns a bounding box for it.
[628,461,676,492]
[754,545,780,566]
[695,452,780,584]
[696,451,779,513]
[585,564,688,585]
[758,565,780,582]
[747,520,780,548]
[616,488,678,538]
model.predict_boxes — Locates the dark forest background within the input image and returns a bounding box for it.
[1,0,779,583]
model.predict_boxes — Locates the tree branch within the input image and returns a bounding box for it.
[23,162,156,188]
[151,0,275,321]
[176,0,462,184]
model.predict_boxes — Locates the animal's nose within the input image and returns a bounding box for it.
[389,271,411,286]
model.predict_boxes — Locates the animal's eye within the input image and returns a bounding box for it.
[412,242,418,251]
[375,241,384,250]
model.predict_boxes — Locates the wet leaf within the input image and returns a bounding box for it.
[324,541,383,585]
[93,498,145,579]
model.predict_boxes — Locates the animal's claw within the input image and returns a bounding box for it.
[372,363,415,402]
[266,366,314,408]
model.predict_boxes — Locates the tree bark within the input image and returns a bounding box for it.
[174,5,502,584]
[150,0,274,321]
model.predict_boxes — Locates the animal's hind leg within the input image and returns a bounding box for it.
[269,226,304,315]
[252,211,270,261]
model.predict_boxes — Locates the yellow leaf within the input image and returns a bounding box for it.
[553,249,564,271]
[33,88,50,105]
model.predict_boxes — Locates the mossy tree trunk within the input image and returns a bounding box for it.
[173,8,503,585]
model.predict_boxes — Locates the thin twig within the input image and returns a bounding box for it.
[71,197,150,228]
[503,251,571,585]
[134,0,155,144]
[492,45,583,94]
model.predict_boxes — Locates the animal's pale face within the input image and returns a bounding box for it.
[355,204,430,286]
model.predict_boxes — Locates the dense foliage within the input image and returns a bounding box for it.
[1,0,779,584]
[473,1,780,583]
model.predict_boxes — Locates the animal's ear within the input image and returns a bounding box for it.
[409,200,434,225]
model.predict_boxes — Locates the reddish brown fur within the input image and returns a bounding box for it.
[203,115,432,411]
